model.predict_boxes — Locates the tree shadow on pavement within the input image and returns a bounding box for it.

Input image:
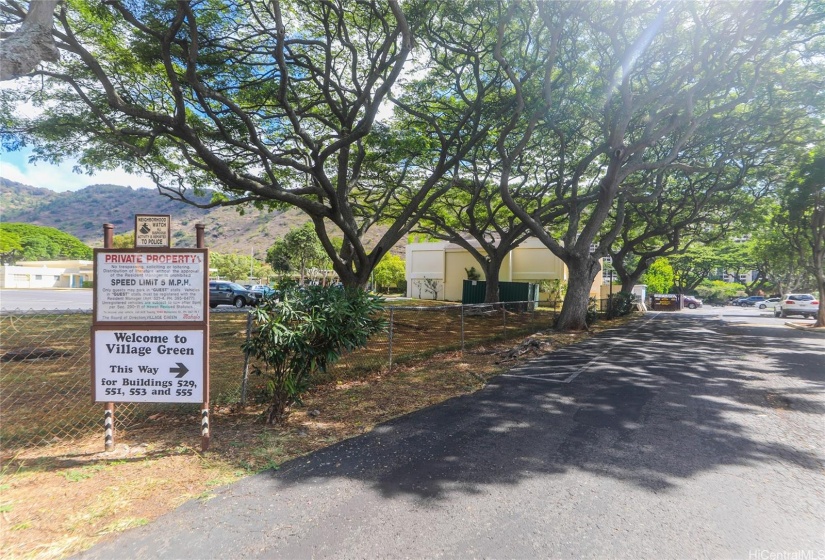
[264,313,825,501]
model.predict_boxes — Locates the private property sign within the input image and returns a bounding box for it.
[95,249,207,322]
[92,329,204,403]
[92,247,209,405]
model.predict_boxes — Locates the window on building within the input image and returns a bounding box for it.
[35,275,43,280]
[54,275,61,281]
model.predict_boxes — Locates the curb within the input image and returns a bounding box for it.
[784,321,825,335]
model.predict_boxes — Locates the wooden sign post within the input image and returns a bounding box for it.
[93,221,210,451]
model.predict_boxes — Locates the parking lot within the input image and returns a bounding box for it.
[0,289,820,325]
[681,302,819,328]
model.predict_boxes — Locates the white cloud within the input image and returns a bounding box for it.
[1,79,157,192]
[0,157,156,192]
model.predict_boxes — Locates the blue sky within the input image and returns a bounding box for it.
[0,147,156,192]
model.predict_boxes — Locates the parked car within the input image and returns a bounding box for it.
[683,295,703,309]
[757,297,781,310]
[209,281,257,308]
[739,296,767,307]
[774,293,820,319]
[248,285,279,302]
[730,297,749,306]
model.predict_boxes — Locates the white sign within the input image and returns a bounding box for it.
[135,215,170,248]
[93,329,204,403]
[96,250,206,322]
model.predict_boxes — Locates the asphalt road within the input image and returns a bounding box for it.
[0,288,93,312]
[75,310,825,559]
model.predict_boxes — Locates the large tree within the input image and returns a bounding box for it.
[1,0,415,287]
[370,0,558,304]
[266,223,327,285]
[751,213,815,295]
[776,147,825,326]
[493,0,825,329]
[2,0,518,290]
[412,172,533,303]
[607,164,756,294]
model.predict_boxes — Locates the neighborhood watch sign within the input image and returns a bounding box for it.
[135,214,171,247]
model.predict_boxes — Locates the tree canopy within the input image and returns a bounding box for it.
[775,146,825,325]
[0,223,93,261]
[2,0,824,330]
[2,0,414,287]
[266,223,328,285]
[211,251,271,283]
[642,258,674,295]
[373,253,405,292]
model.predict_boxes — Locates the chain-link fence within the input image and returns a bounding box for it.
[1,301,558,450]
[0,308,254,449]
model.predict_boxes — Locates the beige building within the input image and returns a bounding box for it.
[405,238,603,301]
[0,260,93,289]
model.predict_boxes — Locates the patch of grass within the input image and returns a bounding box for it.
[98,517,148,535]
[63,464,106,482]
[196,492,217,502]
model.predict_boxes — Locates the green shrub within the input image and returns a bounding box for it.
[586,296,598,325]
[243,286,386,424]
[465,267,481,281]
[696,280,746,304]
[607,292,634,318]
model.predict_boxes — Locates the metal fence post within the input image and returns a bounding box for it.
[388,307,394,369]
[460,304,465,352]
[502,303,506,341]
[240,311,252,406]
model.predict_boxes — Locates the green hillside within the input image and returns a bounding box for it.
[0,178,401,257]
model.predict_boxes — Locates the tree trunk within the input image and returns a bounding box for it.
[482,256,504,303]
[619,271,644,295]
[334,262,370,290]
[556,256,601,331]
[815,275,825,328]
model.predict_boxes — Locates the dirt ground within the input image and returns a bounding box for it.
[0,316,635,560]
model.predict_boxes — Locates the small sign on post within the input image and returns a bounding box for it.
[135,214,171,248]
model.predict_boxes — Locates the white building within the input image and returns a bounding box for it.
[0,260,93,289]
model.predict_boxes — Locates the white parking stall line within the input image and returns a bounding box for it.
[502,312,661,384]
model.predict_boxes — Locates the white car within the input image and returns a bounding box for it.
[774,293,820,319]
[757,297,781,310]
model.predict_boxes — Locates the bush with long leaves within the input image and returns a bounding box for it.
[243,286,385,424]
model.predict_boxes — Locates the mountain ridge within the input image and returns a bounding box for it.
[0,178,400,257]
